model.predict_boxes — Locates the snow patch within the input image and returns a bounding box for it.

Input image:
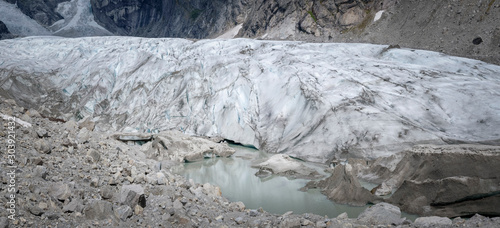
[374,10,385,22]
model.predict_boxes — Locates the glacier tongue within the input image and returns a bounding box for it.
[1,37,500,162]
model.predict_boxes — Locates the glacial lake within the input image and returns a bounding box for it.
[176,144,371,218]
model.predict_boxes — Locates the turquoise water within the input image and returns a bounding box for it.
[177,144,419,220]
[177,144,369,218]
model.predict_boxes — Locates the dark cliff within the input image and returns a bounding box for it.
[8,0,69,26]
[90,0,248,38]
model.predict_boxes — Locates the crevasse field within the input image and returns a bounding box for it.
[1,37,499,162]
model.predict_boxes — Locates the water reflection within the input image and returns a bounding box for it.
[177,145,368,218]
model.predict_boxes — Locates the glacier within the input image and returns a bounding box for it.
[1,36,499,162]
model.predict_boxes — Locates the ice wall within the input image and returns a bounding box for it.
[1,37,499,162]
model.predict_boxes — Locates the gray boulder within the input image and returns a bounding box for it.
[279,217,301,228]
[119,184,145,208]
[414,216,452,227]
[83,200,115,220]
[78,117,95,131]
[62,199,83,213]
[114,205,133,221]
[32,165,47,179]
[34,139,51,154]
[357,202,402,225]
[77,128,91,144]
[36,128,49,137]
[86,149,101,163]
[49,182,71,201]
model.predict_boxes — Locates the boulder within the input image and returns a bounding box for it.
[357,202,402,225]
[202,183,221,197]
[86,149,101,163]
[414,216,452,227]
[229,201,245,212]
[279,217,301,228]
[49,182,71,201]
[119,184,145,208]
[28,205,44,216]
[32,165,47,179]
[34,139,51,154]
[100,186,115,199]
[114,205,133,221]
[77,128,91,144]
[78,117,95,131]
[83,200,115,220]
[36,128,49,138]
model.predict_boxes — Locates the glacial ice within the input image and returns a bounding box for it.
[0,37,499,162]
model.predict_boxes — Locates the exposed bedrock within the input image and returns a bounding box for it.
[90,0,247,38]
[11,0,69,27]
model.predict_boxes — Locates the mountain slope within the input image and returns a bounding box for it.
[1,0,498,65]
[1,37,499,162]
[89,0,246,38]
[0,0,111,37]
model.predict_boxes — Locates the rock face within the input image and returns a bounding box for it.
[362,144,500,217]
[0,21,11,39]
[237,0,500,65]
[11,0,69,27]
[241,0,383,39]
[90,0,247,38]
[0,0,111,38]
